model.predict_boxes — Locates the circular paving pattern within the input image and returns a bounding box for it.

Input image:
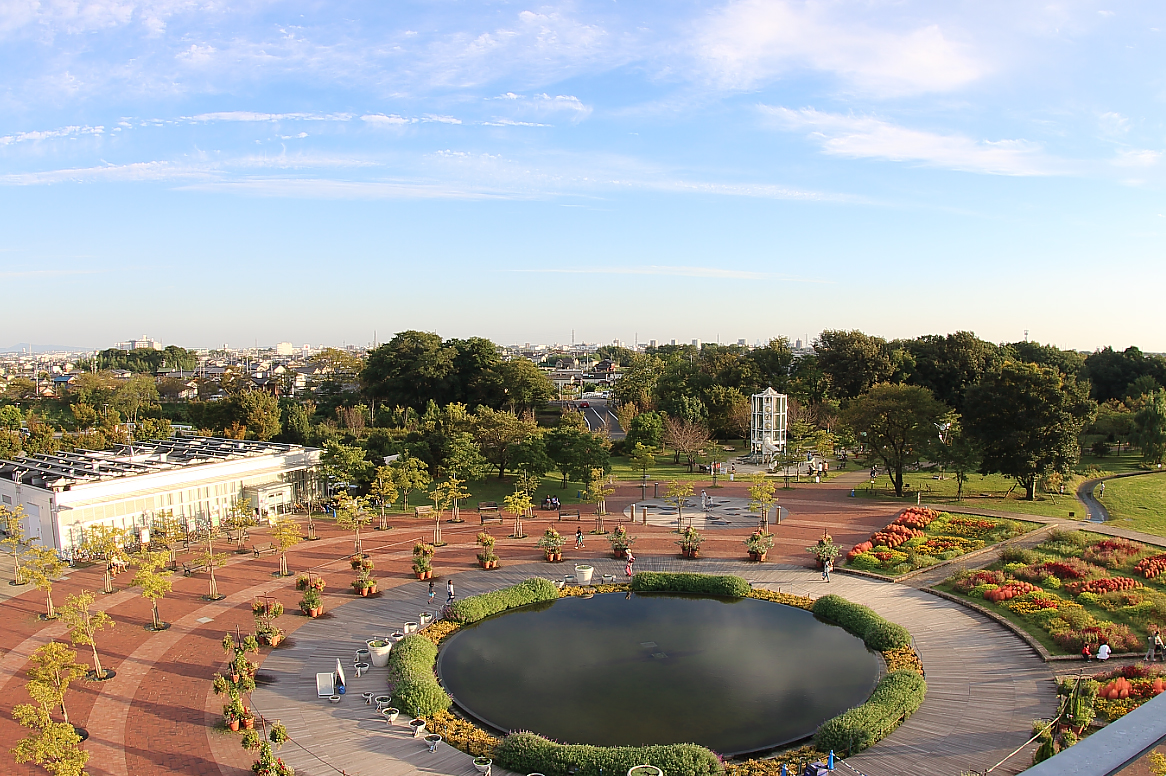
[436,592,879,754]
[624,496,789,529]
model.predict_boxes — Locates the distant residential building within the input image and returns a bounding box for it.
[116,335,164,351]
[275,342,296,356]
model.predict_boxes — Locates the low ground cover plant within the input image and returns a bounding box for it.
[630,571,750,597]
[446,577,558,623]
[943,529,1166,654]
[847,508,1032,576]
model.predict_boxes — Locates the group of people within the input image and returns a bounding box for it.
[1148,628,1166,662]
[540,496,561,510]
[1082,639,1113,661]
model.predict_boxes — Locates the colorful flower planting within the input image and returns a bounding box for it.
[944,529,1166,655]
[1089,664,1166,720]
[846,508,1034,576]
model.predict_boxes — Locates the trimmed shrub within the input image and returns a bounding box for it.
[447,577,558,624]
[1000,547,1039,565]
[814,671,927,755]
[812,595,911,650]
[630,572,751,597]
[386,634,450,716]
[495,731,723,776]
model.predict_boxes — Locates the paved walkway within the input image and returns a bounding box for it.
[254,558,1055,776]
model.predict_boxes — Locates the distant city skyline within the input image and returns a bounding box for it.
[2,2,1164,350]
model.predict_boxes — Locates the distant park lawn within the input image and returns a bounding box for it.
[1100,472,1166,536]
[853,470,1084,520]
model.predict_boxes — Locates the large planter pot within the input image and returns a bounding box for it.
[227,718,240,732]
[574,565,594,585]
[242,716,255,730]
[409,719,426,738]
[545,552,562,563]
[613,548,628,559]
[416,570,432,580]
[474,757,493,774]
[682,548,700,559]
[390,631,405,643]
[382,707,400,724]
[404,621,418,634]
[420,612,433,625]
[367,640,392,667]
[628,767,664,776]
[748,551,768,562]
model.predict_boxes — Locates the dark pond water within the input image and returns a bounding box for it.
[437,593,879,754]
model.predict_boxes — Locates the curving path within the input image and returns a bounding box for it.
[252,558,1055,776]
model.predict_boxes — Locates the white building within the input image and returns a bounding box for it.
[750,387,788,463]
[116,335,164,351]
[0,437,322,552]
[275,342,296,356]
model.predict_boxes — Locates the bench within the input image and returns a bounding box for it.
[225,529,248,548]
[252,542,277,557]
[477,501,501,524]
[558,510,581,522]
[414,506,434,518]
[182,560,208,577]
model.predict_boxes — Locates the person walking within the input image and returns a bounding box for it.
[624,549,635,577]
[1155,631,1165,662]
[575,526,585,549]
[446,579,455,604]
[1147,628,1158,662]
[1098,482,1106,498]
[701,490,709,512]
[428,580,435,605]
[822,558,833,583]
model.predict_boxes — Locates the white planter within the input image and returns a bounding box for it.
[574,565,594,585]
[374,695,392,710]
[409,719,426,738]
[329,695,341,704]
[382,707,399,724]
[403,621,418,634]
[367,640,392,667]
[602,574,616,584]
[354,662,369,678]
[355,648,371,665]
[420,612,433,625]
[627,767,663,776]
[474,758,492,773]
[390,631,405,643]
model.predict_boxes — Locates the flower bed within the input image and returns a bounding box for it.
[942,529,1166,655]
[846,509,1034,576]
[1089,664,1166,720]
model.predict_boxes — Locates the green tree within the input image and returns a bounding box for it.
[334,494,372,554]
[746,337,795,393]
[509,435,553,482]
[903,331,1003,410]
[25,641,88,726]
[844,383,947,497]
[1133,390,1166,465]
[964,361,1096,500]
[78,524,127,595]
[11,703,89,776]
[748,473,778,530]
[390,457,431,511]
[584,468,615,518]
[625,411,664,450]
[499,359,555,414]
[58,591,114,680]
[0,404,25,429]
[269,515,303,577]
[368,465,401,527]
[664,480,694,530]
[441,431,491,480]
[231,391,281,441]
[0,504,28,584]
[472,406,538,479]
[131,550,173,631]
[627,443,657,483]
[323,442,372,489]
[361,331,458,411]
[814,329,896,399]
[503,488,532,539]
[113,374,160,425]
[23,545,67,619]
[133,417,172,441]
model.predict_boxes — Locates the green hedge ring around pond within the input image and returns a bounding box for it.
[399,574,924,770]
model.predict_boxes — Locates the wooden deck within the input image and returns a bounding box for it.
[251,558,1055,776]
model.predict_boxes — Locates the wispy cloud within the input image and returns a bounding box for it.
[0,124,104,145]
[188,112,353,122]
[361,114,416,125]
[696,0,983,97]
[505,265,827,281]
[762,106,1057,176]
[481,119,550,127]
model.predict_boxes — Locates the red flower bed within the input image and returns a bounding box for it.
[942,516,1000,537]
[870,524,923,549]
[1135,553,1166,579]
[1013,558,1103,583]
[1084,538,1145,569]
[984,582,1039,602]
[1053,624,1141,653]
[953,569,1007,593]
[1066,577,1143,596]
[893,507,939,530]
[846,541,874,561]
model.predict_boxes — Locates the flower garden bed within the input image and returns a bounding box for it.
[411,575,924,774]
[940,529,1166,656]
[845,507,1037,577]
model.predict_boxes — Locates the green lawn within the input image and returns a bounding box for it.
[852,470,1084,519]
[1100,472,1166,536]
[1076,450,1149,476]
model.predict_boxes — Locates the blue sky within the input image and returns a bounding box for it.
[2,1,1165,351]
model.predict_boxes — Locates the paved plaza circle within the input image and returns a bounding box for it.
[622,496,789,529]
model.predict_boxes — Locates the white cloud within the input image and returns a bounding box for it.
[697,0,983,96]
[481,119,550,127]
[361,114,416,125]
[1114,149,1161,167]
[1099,111,1130,135]
[762,106,1055,176]
[0,161,206,185]
[188,112,353,122]
[0,124,104,145]
[422,115,462,124]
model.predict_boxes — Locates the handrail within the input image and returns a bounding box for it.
[1022,694,1166,776]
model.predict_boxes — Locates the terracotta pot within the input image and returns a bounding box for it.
[614,549,627,559]
[243,717,255,730]
[369,585,378,594]
[360,588,369,597]
[748,551,768,562]
[416,571,431,580]
[311,607,322,617]
[228,718,240,732]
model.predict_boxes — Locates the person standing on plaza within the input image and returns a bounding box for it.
[624,549,635,577]
[822,558,833,583]
[428,579,435,605]
[575,525,585,549]
[446,579,455,604]
[1155,631,1165,662]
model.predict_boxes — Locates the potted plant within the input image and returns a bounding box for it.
[807,530,840,569]
[574,564,594,585]
[352,569,377,596]
[295,573,325,592]
[537,528,565,562]
[677,526,704,559]
[299,588,323,617]
[476,531,499,569]
[350,554,373,571]
[412,542,435,580]
[745,531,774,562]
[252,598,285,646]
[608,525,636,559]
[474,756,492,774]
[224,698,245,731]
[366,638,392,667]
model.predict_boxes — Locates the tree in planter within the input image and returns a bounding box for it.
[701,442,728,487]
[443,477,473,523]
[80,523,129,594]
[242,718,294,776]
[412,542,435,579]
[0,504,28,584]
[627,442,657,485]
[677,526,704,558]
[153,509,186,569]
[607,525,636,558]
[475,532,498,568]
[390,457,431,513]
[11,703,89,776]
[664,480,694,533]
[334,493,372,556]
[24,641,88,727]
[194,529,231,601]
[132,550,173,631]
[584,467,614,520]
[504,488,532,539]
[269,515,302,577]
[23,545,68,619]
[368,465,400,530]
[536,528,565,561]
[427,483,453,546]
[58,590,115,680]
[221,497,254,531]
[299,587,323,617]
[747,473,778,532]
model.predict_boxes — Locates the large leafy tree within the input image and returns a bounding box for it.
[844,383,947,497]
[815,330,896,399]
[963,361,1096,500]
[546,427,611,487]
[903,331,1003,410]
[1084,346,1166,403]
[1133,390,1166,465]
[448,337,505,408]
[361,331,458,411]
[746,337,796,393]
[472,407,538,479]
[499,359,555,414]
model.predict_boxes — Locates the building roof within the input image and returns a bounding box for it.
[0,436,319,490]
